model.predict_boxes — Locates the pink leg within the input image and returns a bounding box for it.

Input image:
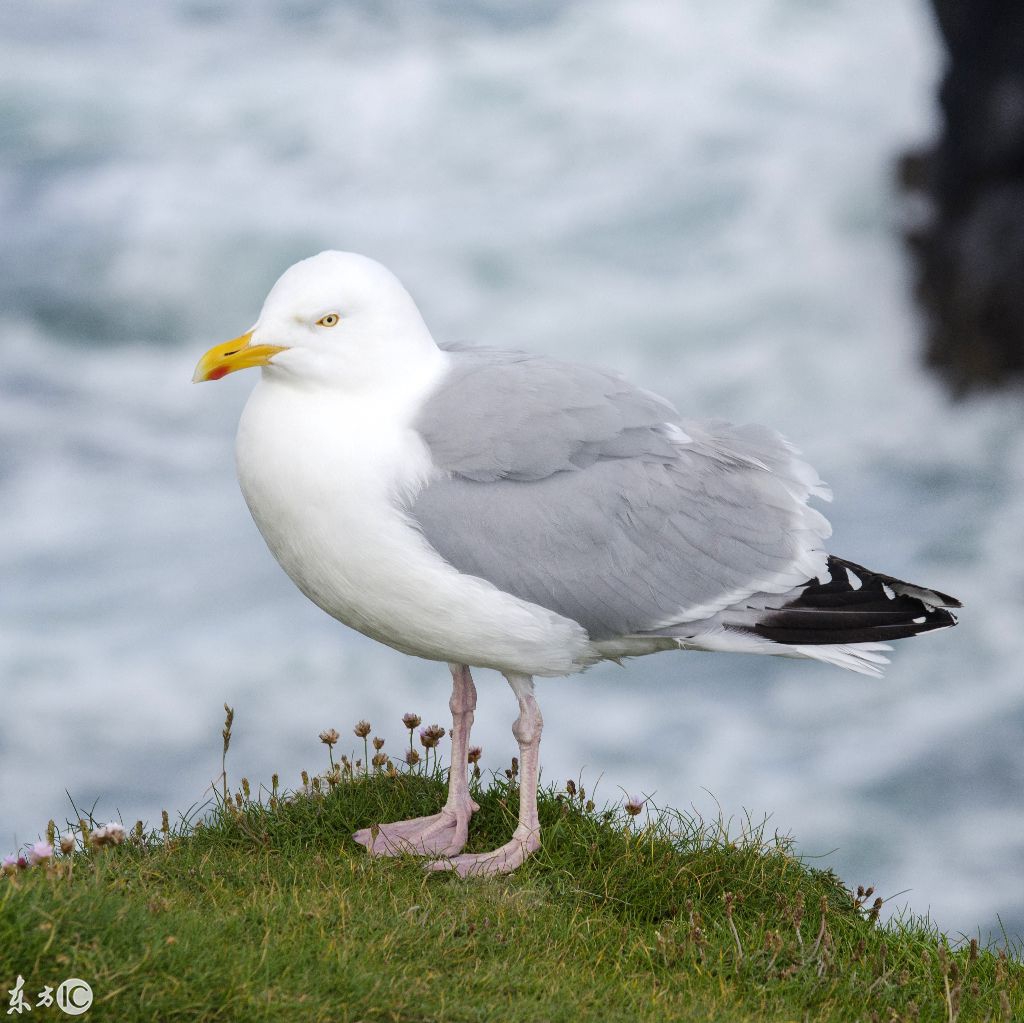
[353,663,479,857]
[429,671,542,876]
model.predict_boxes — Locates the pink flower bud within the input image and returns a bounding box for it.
[28,841,53,865]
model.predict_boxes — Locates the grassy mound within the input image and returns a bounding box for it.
[1,716,1021,1022]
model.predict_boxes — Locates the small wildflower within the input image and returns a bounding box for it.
[59,833,75,855]
[2,854,18,874]
[272,773,279,792]
[354,720,371,738]
[419,727,438,749]
[405,749,421,767]
[90,822,126,849]
[854,884,876,911]
[319,728,340,747]
[566,779,577,797]
[723,892,744,960]
[312,776,322,793]
[301,770,310,788]
[221,703,235,803]
[585,799,595,812]
[133,821,144,841]
[792,892,806,932]
[624,794,644,816]
[161,810,169,835]
[467,746,482,764]
[372,752,387,769]
[402,713,421,730]
[28,841,53,865]
[241,777,251,800]
[372,736,385,751]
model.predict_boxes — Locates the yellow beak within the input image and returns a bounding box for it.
[192,332,288,383]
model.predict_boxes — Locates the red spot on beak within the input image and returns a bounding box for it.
[208,366,230,381]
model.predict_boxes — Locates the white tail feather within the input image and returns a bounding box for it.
[676,629,892,677]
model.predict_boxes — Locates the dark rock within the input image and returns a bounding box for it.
[901,0,1024,393]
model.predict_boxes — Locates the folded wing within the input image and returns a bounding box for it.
[408,345,832,641]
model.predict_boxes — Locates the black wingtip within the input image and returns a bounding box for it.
[838,557,961,610]
[749,556,960,647]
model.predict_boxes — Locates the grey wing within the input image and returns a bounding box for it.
[409,346,832,641]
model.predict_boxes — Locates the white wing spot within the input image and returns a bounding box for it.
[913,616,926,624]
[882,583,896,600]
[664,423,693,445]
[847,570,863,591]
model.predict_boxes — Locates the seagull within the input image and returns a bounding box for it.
[193,250,960,876]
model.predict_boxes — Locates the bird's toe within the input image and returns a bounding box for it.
[352,813,443,856]
[352,806,478,858]
[426,831,539,876]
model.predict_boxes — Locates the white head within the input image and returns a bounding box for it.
[193,251,440,391]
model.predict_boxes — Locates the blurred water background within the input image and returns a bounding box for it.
[2,1,1022,941]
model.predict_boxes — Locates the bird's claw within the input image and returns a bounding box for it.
[353,801,477,857]
[426,829,540,877]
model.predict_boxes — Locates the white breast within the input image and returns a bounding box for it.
[234,373,594,677]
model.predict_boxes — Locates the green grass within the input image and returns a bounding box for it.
[2,721,1021,1023]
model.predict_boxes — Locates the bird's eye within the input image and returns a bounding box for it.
[317,313,340,328]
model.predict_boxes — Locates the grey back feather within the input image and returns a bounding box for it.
[409,345,831,640]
